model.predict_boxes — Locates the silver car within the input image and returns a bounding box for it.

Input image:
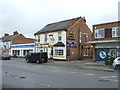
[112,57,120,70]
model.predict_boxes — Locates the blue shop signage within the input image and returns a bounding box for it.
[11,45,34,48]
[96,49,109,61]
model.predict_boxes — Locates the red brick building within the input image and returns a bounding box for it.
[89,21,120,61]
[35,16,93,60]
[2,31,34,57]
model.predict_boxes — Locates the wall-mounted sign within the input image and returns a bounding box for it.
[99,51,106,59]
[67,40,76,47]
[68,31,74,40]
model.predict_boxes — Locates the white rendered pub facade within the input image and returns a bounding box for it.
[34,17,92,60]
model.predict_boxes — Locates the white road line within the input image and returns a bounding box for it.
[83,74,94,76]
[42,83,50,87]
[105,79,118,82]
[100,76,117,78]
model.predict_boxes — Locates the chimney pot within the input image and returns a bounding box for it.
[13,31,19,35]
[83,16,86,23]
[4,33,9,37]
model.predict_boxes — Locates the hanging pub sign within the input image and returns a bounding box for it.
[67,31,74,40]
[67,40,76,47]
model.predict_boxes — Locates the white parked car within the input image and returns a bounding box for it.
[112,57,120,70]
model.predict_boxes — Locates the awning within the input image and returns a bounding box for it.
[53,42,65,46]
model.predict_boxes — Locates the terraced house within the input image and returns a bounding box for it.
[89,21,120,61]
[34,17,92,60]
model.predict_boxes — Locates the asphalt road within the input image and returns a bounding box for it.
[1,58,119,88]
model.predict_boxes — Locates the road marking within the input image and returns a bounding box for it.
[42,83,50,87]
[83,73,94,76]
[23,66,33,68]
[99,76,117,79]
[105,79,118,82]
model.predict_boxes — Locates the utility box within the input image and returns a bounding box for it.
[105,57,115,65]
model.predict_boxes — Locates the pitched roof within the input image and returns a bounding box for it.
[2,34,19,42]
[35,17,81,35]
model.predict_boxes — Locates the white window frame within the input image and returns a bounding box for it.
[112,27,120,37]
[44,35,47,42]
[85,35,89,42]
[94,28,105,39]
[54,47,64,56]
[79,33,82,42]
[58,33,62,41]
[38,35,40,42]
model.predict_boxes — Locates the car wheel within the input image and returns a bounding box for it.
[36,60,40,64]
[115,65,120,70]
[26,59,29,63]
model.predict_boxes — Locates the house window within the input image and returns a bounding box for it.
[94,29,105,38]
[79,33,82,42]
[38,36,40,42]
[83,48,88,56]
[58,33,62,41]
[35,35,37,42]
[112,27,120,37]
[54,47,64,56]
[45,35,47,42]
[85,35,89,42]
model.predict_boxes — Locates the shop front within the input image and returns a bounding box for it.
[95,43,120,61]
[11,43,35,57]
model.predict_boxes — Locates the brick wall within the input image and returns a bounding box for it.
[93,21,120,41]
[12,34,34,44]
[66,18,92,60]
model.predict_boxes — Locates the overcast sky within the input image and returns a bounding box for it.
[0,0,119,38]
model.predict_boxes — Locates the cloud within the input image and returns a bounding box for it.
[0,0,119,38]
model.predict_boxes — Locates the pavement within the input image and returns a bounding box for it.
[11,57,115,72]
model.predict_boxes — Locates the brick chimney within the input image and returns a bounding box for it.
[70,18,75,25]
[83,16,86,23]
[4,33,9,37]
[13,31,19,35]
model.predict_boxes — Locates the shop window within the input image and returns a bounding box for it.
[110,49,116,57]
[94,29,105,38]
[54,47,64,56]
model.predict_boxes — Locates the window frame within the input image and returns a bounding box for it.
[94,28,105,39]
[112,27,120,37]
[58,33,62,41]
[44,34,47,42]
[54,47,64,56]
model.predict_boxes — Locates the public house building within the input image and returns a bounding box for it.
[34,17,92,60]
